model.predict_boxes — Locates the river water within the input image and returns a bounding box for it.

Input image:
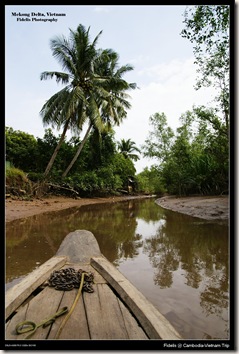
[5,197,229,340]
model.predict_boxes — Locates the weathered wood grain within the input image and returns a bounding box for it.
[5,256,67,319]
[49,288,90,340]
[91,255,182,340]
[84,283,129,339]
[23,286,63,340]
[118,301,149,339]
[56,230,101,263]
[6,286,63,340]
[5,302,28,340]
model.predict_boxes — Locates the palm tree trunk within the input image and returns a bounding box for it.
[44,121,69,178]
[62,123,92,178]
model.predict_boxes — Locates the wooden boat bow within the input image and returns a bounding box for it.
[5,230,182,340]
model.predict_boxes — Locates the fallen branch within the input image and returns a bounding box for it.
[47,183,79,196]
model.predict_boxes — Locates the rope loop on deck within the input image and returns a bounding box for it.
[15,306,69,339]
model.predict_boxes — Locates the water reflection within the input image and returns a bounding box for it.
[5,198,229,339]
[143,210,229,319]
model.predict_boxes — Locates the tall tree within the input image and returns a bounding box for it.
[40,24,103,178]
[62,49,136,177]
[180,5,230,130]
[142,112,175,163]
[118,138,140,161]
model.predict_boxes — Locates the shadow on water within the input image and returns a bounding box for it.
[5,198,229,340]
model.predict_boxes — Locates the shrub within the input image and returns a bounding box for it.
[6,167,32,195]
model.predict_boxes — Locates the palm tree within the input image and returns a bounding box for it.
[118,138,141,161]
[40,24,103,178]
[61,49,137,178]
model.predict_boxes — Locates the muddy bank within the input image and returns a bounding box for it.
[5,194,229,223]
[5,195,151,223]
[155,195,229,220]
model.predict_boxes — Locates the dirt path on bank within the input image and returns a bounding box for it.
[5,194,229,223]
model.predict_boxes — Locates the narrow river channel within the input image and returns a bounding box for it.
[6,197,229,340]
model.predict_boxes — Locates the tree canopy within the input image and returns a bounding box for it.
[40,24,136,178]
[181,5,230,128]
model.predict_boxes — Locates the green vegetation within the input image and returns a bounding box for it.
[5,127,140,197]
[141,107,229,195]
[181,5,229,129]
[117,139,140,161]
[6,164,32,197]
[5,7,230,198]
[40,24,136,179]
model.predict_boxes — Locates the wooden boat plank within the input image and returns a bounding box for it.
[49,289,90,340]
[45,263,106,339]
[21,286,63,340]
[6,256,67,319]
[6,286,63,340]
[91,255,182,340]
[5,302,28,340]
[55,230,101,263]
[84,283,129,339]
[118,301,149,340]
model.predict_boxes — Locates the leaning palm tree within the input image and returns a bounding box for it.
[61,49,137,177]
[118,138,141,161]
[40,24,103,178]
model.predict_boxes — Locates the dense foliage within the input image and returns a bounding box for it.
[5,127,139,197]
[141,107,229,196]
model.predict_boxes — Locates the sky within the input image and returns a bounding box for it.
[5,4,222,173]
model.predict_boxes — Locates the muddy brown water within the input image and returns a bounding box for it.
[5,198,229,340]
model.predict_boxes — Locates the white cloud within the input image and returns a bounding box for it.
[138,58,192,82]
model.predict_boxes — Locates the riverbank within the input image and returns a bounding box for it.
[5,195,149,222]
[5,194,229,222]
[155,195,229,220]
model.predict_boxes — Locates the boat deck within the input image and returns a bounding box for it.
[5,230,182,341]
[6,262,148,340]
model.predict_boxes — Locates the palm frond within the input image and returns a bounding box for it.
[50,36,77,76]
[40,71,70,84]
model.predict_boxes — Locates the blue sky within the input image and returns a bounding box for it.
[5,5,219,173]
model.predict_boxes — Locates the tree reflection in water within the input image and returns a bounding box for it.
[141,207,229,338]
[6,197,229,339]
[144,233,180,288]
